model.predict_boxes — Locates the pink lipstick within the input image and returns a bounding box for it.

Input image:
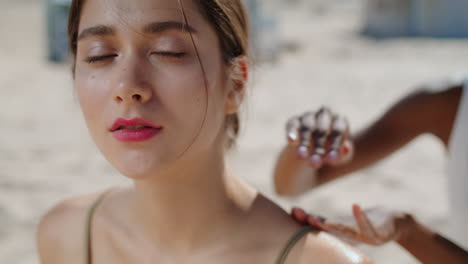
[110,118,162,142]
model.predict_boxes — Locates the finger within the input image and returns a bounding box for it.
[310,214,326,223]
[309,108,333,168]
[314,214,386,246]
[340,140,354,162]
[291,207,308,224]
[325,116,350,164]
[310,218,365,243]
[297,112,315,159]
[307,217,352,234]
[286,116,301,144]
[307,215,329,231]
[352,204,382,242]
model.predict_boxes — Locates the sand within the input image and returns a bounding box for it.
[1,0,468,263]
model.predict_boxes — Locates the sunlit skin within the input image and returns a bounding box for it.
[37,0,373,263]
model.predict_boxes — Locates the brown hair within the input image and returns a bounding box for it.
[67,0,250,148]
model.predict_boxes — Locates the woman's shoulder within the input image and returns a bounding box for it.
[36,191,106,264]
[295,231,373,264]
[251,197,372,263]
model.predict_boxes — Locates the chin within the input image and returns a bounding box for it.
[105,149,172,180]
[113,159,163,180]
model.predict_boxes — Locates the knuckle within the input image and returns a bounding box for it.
[300,112,315,129]
[286,117,300,129]
[316,116,332,132]
[332,116,348,132]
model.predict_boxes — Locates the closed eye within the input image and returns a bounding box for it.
[152,51,186,58]
[85,54,117,64]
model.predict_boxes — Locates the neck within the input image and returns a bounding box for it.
[129,148,257,254]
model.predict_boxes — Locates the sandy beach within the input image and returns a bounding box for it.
[1,0,468,263]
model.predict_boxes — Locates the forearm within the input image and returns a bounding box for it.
[397,215,468,264]
[316,128,415,185]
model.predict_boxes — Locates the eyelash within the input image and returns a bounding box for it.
[84,52,186,64]
[85,54,117,64]
[152,51,187,58]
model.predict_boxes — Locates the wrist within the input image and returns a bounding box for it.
[395,213,416,244]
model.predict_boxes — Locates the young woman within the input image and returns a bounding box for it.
[275,78,468,263]
[36,0,372,263]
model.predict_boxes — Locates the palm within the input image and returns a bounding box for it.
[292,204,407,246]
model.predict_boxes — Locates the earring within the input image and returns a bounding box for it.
[230,56,248,84]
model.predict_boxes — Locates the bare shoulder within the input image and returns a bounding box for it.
[36,192,103,264]
[297,232,373,264]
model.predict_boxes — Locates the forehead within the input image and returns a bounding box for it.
[79,0,205,32]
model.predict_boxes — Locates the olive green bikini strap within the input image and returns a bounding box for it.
[275,226,316,264]
[84,190,113,264]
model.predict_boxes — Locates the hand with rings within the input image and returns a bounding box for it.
[286,107,353,169]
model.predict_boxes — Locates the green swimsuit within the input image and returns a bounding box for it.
[85,191,314,264]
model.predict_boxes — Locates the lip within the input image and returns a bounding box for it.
[110,118,163,142]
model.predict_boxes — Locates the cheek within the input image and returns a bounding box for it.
[153,60,212,112]
[158,67,205,99]
[153,60,227,147]
[155,70,207,138]
[74,72,111,130]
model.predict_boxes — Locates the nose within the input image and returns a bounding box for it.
[112,57,153,104]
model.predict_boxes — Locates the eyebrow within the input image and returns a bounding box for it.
[78,25,115,41]
[143,21,197,34]
[77,21,197,41]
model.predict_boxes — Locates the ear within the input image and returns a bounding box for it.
[225,56,248,115]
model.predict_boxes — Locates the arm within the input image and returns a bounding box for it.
[396,215,468,264]
[275,84,462,196]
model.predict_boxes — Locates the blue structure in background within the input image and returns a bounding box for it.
[46,0,71,62]
[363,0,468,38]
[245,0,280,61]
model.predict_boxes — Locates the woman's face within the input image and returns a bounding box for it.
[75,0,231,178]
